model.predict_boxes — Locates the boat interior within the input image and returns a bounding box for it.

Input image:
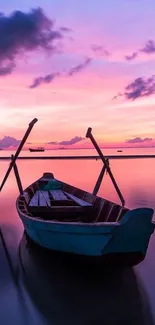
[18,173,129,223]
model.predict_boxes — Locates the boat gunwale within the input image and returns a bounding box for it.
[16,175,129,227]
[16,201,120,227]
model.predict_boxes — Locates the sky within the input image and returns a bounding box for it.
[0,0,155,148]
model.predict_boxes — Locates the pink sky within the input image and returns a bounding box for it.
[0,2,155,149]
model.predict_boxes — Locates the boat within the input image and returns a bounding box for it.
[117,150,122,152]
[29,147,44,152]
[0,118,155,266]
[16,172,155,266]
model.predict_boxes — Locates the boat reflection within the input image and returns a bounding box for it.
[18,232,153,325]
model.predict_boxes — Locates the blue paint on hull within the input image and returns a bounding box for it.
[18,207,155,259]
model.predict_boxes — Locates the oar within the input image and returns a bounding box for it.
[0,118,38,191]
[86,127,125,206]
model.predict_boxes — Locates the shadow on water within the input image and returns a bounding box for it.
[0,224,21,288]
[18,232,154,325]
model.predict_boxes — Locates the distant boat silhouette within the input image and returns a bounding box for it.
[117,150,122,152]
[29,147,45,152]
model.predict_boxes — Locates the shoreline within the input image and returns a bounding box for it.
[0,154,155,160]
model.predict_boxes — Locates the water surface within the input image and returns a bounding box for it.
[0,149,155,324]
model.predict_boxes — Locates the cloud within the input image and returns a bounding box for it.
[47,136,84,146]
[60,26,72,32]
[47,141,58,145]
[125,52,138,61]
[0,136,21,147]
[0,62,15,76]
[140,40,155,54]
[91,44,109,56]
[125,39,155,61]
[67,57,91,77]
[29,57,92,88]
[114,75,155,100]
[59,136,84,145]
[0,8,67,75]
[29,72,60,89]
[126,137,153,144]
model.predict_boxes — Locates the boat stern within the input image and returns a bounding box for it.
[103,208,155,261]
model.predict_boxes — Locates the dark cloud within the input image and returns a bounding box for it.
[67,57,91,77]
[91,44,109,56]
[126,137,152,144]
[29,57,92,88]
[125,52,138,61]
[29,72,59,89]
[0,136,21,147]
[140,40,155,54]
[0,8,67,75]
[114,76,155,100]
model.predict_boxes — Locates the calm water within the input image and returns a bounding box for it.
[1,147,155,157]
[1,148,155,324]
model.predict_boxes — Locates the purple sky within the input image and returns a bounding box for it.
[0,1,155,148]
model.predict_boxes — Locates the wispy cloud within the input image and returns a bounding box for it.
[47,141,58,145]
[59,136,84,145]
[67,57,91,77]
[60,26,73,33]
[125,39,155,61]
[113,75,155,100]
[126,137,153,144]
[140,40,155,54]
[47,136,84,146]
[0,8,67,76]
[29,57,92,88]
[91,44,109,56]
[29,73,60,89]
[125,52,138,61]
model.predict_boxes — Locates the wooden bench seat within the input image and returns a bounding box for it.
[40,191,51,206]
[50,190,68,201]
[64,192,93,207]
[29,191,39,207]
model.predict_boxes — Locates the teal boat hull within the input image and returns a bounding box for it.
[18,207,155,266]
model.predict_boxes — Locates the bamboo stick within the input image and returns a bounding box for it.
[0,118,38,191]
[86,127,125,206]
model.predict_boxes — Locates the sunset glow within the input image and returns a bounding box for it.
[0,1,155,149]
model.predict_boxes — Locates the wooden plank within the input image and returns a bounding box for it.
[64,192,93,206]
[38,191,48,207]
[29,191,39,206]
[40,191,51,206]
[50,190,68,201]
[23,191,30,204]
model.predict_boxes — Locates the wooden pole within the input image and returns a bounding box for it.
[0,118,38,191]
[11,155,23,195]
[93,163,107,196]
[86,127,125,206]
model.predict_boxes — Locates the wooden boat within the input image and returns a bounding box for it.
[29,147,44,152]
[0,119,155,266]
[15,171,155,266]
[117,150,123,152]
